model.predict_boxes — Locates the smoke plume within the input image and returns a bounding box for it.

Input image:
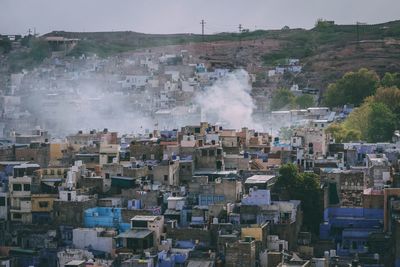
[195,69,260,129]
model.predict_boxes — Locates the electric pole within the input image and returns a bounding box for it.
[356,21,360,43]
[200,19,206,41]
[238,24,243,48]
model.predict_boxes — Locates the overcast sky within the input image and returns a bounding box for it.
[1,0,399,35]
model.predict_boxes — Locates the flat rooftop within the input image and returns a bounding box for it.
[245,175,276,184]
[130,215,160,222]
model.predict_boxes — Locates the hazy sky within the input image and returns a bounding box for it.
[1,0,399,35]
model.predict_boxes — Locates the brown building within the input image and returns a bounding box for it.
[225,238,256,267]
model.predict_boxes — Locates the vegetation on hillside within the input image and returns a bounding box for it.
[261,20,400,66]
[326,71,400,143]
[323,68,380,107]
[8,39,51,72]
[270,88,315,111]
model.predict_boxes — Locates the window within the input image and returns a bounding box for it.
[50,169,55,175]
[105,173,110,179]
[13,213,22,219]
[164,175,168,182]
[209,150,215,156]
[39,201,49,208]
[0,197,5,206]
[13,184,22,191]
[201,150,208,157]
[57,169,62,175]
[23,184,31,191]
[194,127,200,133]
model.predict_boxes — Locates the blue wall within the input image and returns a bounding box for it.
[84,207,130,231]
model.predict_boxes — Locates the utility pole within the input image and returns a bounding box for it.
[356,21,360,43]
[238,24,243,47]
[200,19,206,41]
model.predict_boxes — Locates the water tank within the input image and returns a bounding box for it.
[213,217,219,224]
[329,250,336,257]
[324,251,329,258]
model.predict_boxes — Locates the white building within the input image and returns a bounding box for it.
[72,228,116,255]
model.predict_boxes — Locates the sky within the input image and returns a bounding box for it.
[1,0,399,35]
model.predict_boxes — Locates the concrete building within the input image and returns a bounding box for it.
[53,189,97,227]
[130,215,164,246]
[9,163,40,223]
[72,227,117,255]
[225,238,256,267]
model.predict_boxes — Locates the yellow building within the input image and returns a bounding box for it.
[49,142,68,166]
[31,194,57,212]
[241,223,269,249]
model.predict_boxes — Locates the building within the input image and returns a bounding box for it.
[9,163,40,223]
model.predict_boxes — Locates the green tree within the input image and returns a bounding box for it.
[381,72,400,88]
[0,38,12,54]
[270,88,295,111]
[273,163,300,198]
[373,87,400,113]
[323,83,343,108]
[29,39,50,62]
[344,129,361,142]
[273,164,322,234]
[323,68,379,107]
[343,100,372,140]
[326,123,347,143]
[297,172,323,234]
[367,102,396,142]
[295,94,315,109]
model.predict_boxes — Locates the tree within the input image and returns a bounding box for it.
[323,68,379,107]
[326,123,347,143]
[373,87,400,113]
[344,129,361,142]
[270,88,295,111]
[273,164,323,234]
[381,72,400,88]
[367,102,396,142]
[297,172,323,234]
[295,94,315,109]
[274,163,299,195]
[29,39,50,62]
[326,123,361,143]
[323,83,343,108]
[0,38,12,54]
[343,100,372,140]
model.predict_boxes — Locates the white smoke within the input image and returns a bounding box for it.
[195,69,261,130]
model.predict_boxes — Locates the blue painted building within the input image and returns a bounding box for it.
[84,207,130,232]
[320,207,383,256]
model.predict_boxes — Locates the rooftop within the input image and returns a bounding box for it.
[130,215,161,222]
[115,229,153,239]
[245,175,276,184]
